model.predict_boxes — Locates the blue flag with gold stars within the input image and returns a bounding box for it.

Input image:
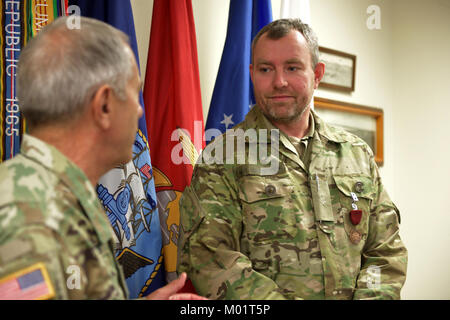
[70,0,166,298]
[205,0,272,135]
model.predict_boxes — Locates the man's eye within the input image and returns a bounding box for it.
[259,67,271,73]
[287,66,299,72]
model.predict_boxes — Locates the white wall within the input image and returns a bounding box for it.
[130,0,152,73]
[308,0,396,192]
[308,0,450,300]
[131,0,450,299]
[391,0,450,300]
[191,0,230,121]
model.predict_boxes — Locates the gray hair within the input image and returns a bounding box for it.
[251,18,320,69]
[17,16,133,128]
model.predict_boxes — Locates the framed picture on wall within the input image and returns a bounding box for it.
[318,46,356,92]
[314,97,384,166]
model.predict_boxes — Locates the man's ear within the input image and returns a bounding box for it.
[249,64,254,83]
[90,84,114,130]
[313,62,325,89]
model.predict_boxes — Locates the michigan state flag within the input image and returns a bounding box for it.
[205,0,272,134]
[70,0,166,298]
[0,0,66,162]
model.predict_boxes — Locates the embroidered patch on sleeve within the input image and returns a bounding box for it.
[0,262,55,300]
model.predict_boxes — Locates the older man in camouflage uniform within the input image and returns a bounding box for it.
[177,19,407,300]
[0,17,205,300]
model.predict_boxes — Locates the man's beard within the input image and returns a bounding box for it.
[262,96,310,124]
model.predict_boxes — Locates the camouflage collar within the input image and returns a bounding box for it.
[310,109,348,144]
[20,134,80,177]
[243,105,347,144]
[20,134,112,244]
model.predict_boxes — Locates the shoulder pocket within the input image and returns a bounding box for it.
[333,175,374,200]
[237,165,290,203]
[237,166,297,243]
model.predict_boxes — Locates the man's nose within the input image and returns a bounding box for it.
[273,70,288,89]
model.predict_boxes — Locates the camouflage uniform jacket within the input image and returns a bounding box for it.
[177,105,407,300]
[0,134,128,299]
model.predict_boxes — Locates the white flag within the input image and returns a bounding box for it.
[280,0,311,24]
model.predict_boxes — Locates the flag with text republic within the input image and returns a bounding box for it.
[0,0,66,163]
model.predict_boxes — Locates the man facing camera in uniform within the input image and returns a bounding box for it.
[177,18,407,300]
[0,16,206,300]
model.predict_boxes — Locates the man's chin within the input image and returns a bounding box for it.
[271,115,301,124]
[267,104,310,123]
[119,151,134,166]
[266,110,302,124]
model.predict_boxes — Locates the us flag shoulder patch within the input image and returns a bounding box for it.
[0,262,55,300]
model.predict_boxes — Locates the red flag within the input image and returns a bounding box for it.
[143,0,204,292]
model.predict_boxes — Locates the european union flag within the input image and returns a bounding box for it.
[71,0,166,298]
[205,0,272,135]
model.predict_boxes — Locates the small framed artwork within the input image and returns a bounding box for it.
[318,46,356,92]
[314,97,384,166]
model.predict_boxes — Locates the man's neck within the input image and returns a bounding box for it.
[271,107,311,139]
[31,125,104,187]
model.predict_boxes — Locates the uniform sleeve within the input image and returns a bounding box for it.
[177,164,297,300]
[0,220,71,299]
[353,157,408,300]
[0,203,126,300]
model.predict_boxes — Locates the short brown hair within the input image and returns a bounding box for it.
[251,18,320,68]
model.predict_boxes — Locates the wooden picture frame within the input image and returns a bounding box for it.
[318,46,356,92]
[314,97,384,166]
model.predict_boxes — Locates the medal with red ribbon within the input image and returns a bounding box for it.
[350,209,362,225]
[350,192,362,225]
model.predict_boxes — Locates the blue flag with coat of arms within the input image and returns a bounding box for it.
[70,0,166,298]
[205,0,272,134]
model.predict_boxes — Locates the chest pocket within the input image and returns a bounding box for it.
[237,167,297,243]
[332,175,374,242]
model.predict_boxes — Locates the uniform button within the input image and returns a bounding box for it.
[265,184,276,196]
[354,181,364,193]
